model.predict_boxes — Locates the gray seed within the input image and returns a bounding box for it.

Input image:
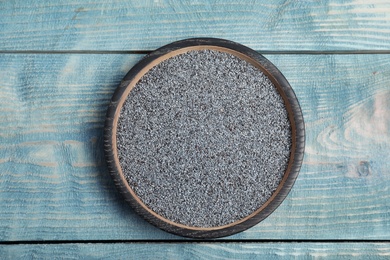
[117,50,291,228]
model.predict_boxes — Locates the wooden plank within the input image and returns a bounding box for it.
[0,53,389,241]
[1,0,390,51]
[1,243,390,259]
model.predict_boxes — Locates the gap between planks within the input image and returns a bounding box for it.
[1,240,390,245]
[1,50,390,55]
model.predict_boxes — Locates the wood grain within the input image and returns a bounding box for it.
[1,0,390,51]
[0,53,389,241]
[1,243,390,259]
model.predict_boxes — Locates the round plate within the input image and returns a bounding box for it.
[104,38,305,238]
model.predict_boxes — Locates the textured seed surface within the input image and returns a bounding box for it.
[117,50,291,228]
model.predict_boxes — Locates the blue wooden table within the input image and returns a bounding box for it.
[1,1,389,258]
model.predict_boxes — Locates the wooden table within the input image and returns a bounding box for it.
[1,1,389,258]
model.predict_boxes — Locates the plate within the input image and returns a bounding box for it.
[104,38,305,238]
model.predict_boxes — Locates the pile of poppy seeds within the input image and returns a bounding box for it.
[116,50,292,228]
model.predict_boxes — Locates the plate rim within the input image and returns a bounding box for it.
[104,37,305,238]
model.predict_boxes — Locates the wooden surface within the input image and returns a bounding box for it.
[1,0,389,258]
[1,0,390,51]
[1,243,390,259]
